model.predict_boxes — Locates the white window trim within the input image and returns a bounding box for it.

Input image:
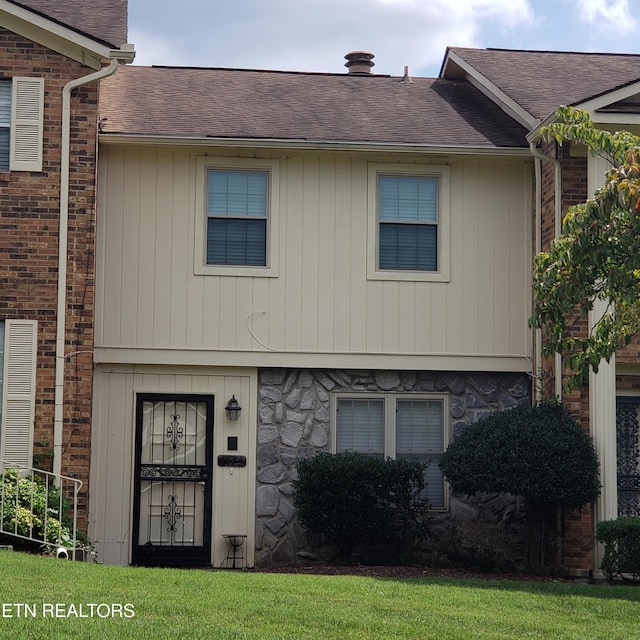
[331,392,450,510]
[367,163,450,282]
[194,156,280,277]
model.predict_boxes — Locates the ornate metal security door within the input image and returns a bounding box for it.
[132,394,213,566]
[616,397,640,517]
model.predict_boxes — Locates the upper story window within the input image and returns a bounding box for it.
[334,394,448,508]
[207,170,268,266]
[367,163,450,282]
[0,81,11,171]
[378,175,438,271]
[195,157,280,277]
[0,77,44,173]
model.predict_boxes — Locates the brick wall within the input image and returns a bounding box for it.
[537,141,594,571]
[0,29,99,524]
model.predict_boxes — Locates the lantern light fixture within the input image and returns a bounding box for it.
[225,395,242,421]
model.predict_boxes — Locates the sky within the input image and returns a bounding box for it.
[128,0,640,77]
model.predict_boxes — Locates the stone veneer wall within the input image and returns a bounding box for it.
[254,368,531,568]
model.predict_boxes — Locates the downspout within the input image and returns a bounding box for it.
[53,53,126,478]
[529,141,563,402]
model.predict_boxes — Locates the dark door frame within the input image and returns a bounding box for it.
[131,393,214,566]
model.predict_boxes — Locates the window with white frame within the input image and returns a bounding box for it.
[0,77,44,173]
[334,394,448,508]
[378,175,438,271]
[195,157,279,276]
[367,163,450,282]
[207,169,268,266]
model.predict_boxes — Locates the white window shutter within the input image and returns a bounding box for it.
[1,320,37,468]
[10,77,44,172]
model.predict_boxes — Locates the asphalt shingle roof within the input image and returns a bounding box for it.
[99,65,528,148]
[8,0,127,48]
[446,47,640,121]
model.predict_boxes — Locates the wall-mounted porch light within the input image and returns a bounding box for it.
[225,395,242,421]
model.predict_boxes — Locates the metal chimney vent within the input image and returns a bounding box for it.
[344,51,375,75]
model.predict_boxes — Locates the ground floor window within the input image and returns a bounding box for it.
[334,394,448,508]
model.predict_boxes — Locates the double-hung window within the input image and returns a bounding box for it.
[379,175,438,271]
[334,394,448,508]
[207,170,268,266]
[0,77,44,173]
[367,163,450,282]
[195,157,279,276]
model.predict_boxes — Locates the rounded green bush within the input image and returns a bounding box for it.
[293,452,430,556]
[440,402,600,510]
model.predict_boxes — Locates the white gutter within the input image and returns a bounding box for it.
[98,133,532,157]
[54,48,134,478]
[529,141,563,402]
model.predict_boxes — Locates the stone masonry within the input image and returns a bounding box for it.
[254,368,531,567]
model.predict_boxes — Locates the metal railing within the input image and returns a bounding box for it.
[0,461,82,559]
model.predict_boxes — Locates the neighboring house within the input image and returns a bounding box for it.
[442,47,640,570]
[3,0,640,573]
[0,0,133,529]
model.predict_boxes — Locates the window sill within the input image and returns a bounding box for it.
[367,269,450,283]
[194,264,279,278]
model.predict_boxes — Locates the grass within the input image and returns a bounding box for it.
[0,553,638,639]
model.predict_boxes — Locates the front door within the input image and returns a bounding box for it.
[132,394,214,566]
[616,396,640,517]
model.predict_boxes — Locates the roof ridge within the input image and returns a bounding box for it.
[454,46,640,59]
[147,64,393,78]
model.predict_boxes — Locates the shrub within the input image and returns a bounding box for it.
[0,469,74,547]
[439,402,600,570]
[293,452,430,561]
[596,517,640,582]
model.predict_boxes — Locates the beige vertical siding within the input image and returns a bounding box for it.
[89,365,257,567]
[96,146,532,364]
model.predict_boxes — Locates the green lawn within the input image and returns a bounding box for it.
[0,552,638,639]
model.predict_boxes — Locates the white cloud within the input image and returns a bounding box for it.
[128,0,536,76]
[575,0,637,33]
[128,31,173,66]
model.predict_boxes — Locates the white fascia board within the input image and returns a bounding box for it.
[0,1,113,69]
[527,80,640,138]
[526,110,560,143]
[575,79,640,114]
[527,107,640,142]
[98,133,531,157]
[588,113,640,126]
[444,50,539,131]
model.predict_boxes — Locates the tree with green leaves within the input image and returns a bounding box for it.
[530,106,640,389]
[440,402,600,570]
